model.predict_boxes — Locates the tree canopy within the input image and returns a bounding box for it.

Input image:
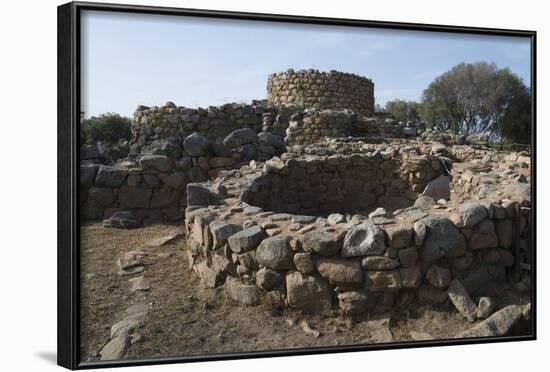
[80,113,132,144]
[384,99,422,124]
[419,62,531,143]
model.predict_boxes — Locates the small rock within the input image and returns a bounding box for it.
[293,252,314,273]
[225,277,258,305]
[447,279,477,322]
[410,331,434,341]
[99,334,129,360]
[477,297,495,319]
[426,265,451,289]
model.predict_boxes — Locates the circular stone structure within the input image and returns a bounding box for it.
[184,139,532,316]
[267,69,375,115]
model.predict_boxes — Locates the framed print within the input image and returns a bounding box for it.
[58,1,536,369]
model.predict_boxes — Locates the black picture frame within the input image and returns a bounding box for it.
[57,1,537,369]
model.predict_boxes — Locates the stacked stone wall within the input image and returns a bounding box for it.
[267,69,374,115]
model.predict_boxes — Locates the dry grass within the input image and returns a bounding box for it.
[80,223,531,362]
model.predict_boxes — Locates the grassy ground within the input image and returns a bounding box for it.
[79,223,531,362]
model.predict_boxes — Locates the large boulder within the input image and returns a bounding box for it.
[225,277,258,305]
[256,268,284,290]
[314,257,363,285]
[256,235,293,270]
[183,132,212,157]
[285,271,331,313]
[426,265,451,289]
[455,304,527,338]
[258,132,285,148]
[301,230,341,256]
[338,291,369,314]
[95,166,128,188]
[80,164,99,188]
[468,219,498,250]
[143,136,183,159]
[452,202,487,228]
[139,154,173,173]
[223,128,258,149]
[422,175,451,201]
[227,225,267,253]
[418,215,466,261]
[364,270,402,291]
[447,279,477,322]
[342,221,385,257]
[384,223,412,249]
[209,220,242,250]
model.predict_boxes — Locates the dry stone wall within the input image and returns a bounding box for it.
[183,159,528,315]
[241,150,443,215]
[130,101,299,155]
[267,69,374,115]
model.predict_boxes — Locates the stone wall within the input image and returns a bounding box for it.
[241,151,443,216]
[130,101,298,155]
[184,168,526,314]
[267,69,374,115]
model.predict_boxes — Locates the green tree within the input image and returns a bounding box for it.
[384,99,421,123]
[80,113,132,144]
[420,62,531,143]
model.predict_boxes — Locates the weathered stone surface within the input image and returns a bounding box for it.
[314,257,362,284]
[413,220,426,246]
[139,155,173,174]
[452,202,487,228]
[327,213,345,226]
[447,279,477,322]
[455,305,526,338]
[194,260,219,288]
[256,235,293,270]
[410,331,434,341]
[256,267,284,290]
[183,132,212,157]
[227,225,267,253]
[362,256,400,270]
[111,318,141,339]
[87,187,115,207]
[364,270,402,291]
[398,247,418,268]
[286,271,331,313]
[477,297,495,319]
[384,223,412,249]
[81,164,99,188]
[301,230,341,256]
[99,334,129,360]
[209,220,242,250]
[469,219,498,250]
[422,175,450,201]
[118,187,152,209]
[338,290,369,314]
[342,221,385,257]
[426,265,451,289]
[223,128,258,149]
[225,277,259,305]
[103,211,142,229]
[400,266,422,288]
[494,219,513,249]
[293,252,314,273]
[418,284,448,304]
[95,166,128,188]
[418,215,466,261]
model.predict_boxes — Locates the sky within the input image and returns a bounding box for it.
[81,10,532,118]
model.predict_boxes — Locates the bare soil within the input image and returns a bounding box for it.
[80,223,531,362]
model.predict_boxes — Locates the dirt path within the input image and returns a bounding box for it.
[80,223,531,362]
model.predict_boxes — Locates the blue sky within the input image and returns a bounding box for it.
[81,10,531,118]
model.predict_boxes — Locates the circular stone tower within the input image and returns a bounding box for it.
[267,69,374,115]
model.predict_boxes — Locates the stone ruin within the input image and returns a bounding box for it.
[80,69,532,323]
